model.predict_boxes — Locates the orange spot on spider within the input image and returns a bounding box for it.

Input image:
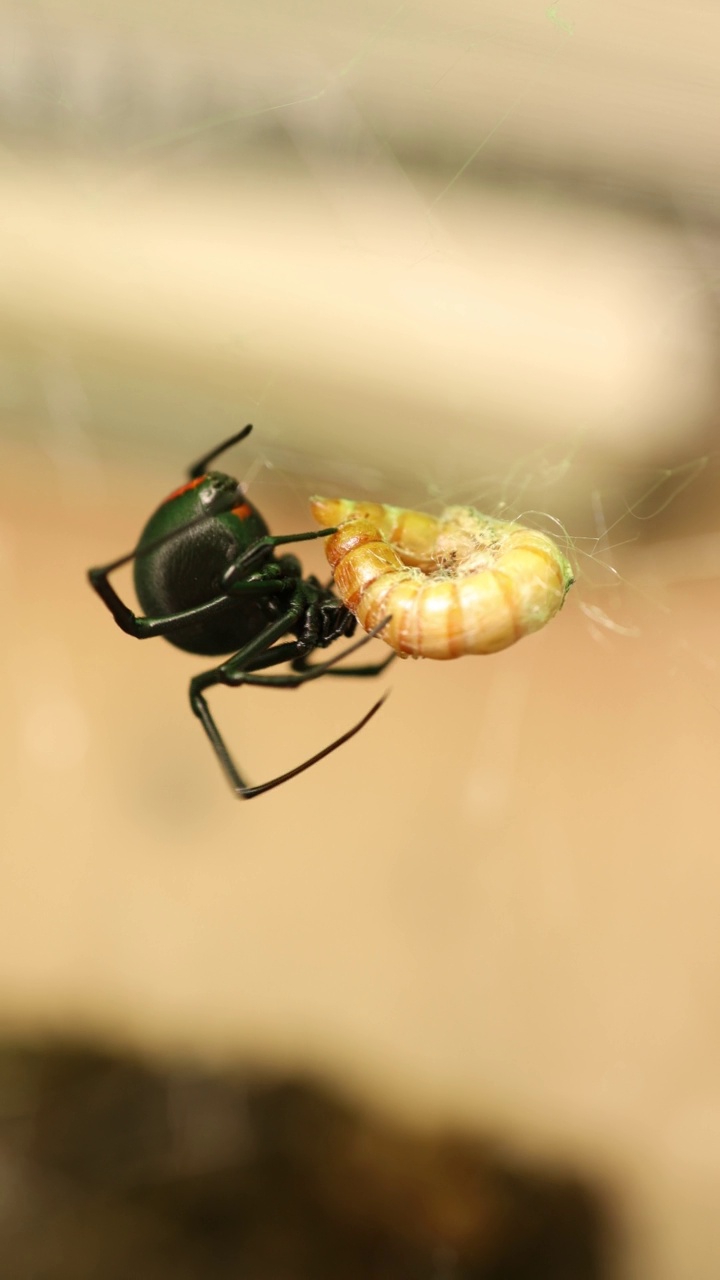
[164,475,205,503]
[231,502,252,520]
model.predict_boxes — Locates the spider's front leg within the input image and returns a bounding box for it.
[221,527,338,588]
[88,552,289,641]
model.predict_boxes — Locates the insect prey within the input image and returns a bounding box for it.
[310,497,574,660]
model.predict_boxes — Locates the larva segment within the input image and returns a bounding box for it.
[311,497,440,570]
[326,521,405,614]
[312,499,574,660]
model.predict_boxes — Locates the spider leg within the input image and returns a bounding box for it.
[88,560,289,640]
[187,424,254,479]
[222,527,338,587]
[189,608,390,798]
[238,618,392,686]
[287,594,395,675]
[292,650,396,678]
[195,693,388,799]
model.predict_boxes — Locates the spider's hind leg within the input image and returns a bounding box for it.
[292,650,396,678]
[189,604,390,800]
[292,601,395,677]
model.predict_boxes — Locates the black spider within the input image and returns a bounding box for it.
[88,426,392,798]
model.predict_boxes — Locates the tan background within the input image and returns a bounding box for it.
[1,3,720,1276]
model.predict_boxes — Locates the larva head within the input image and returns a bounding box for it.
[311,494,411,533]
[310,496,357,528]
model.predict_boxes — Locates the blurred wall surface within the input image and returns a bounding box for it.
[1,3,720,1278]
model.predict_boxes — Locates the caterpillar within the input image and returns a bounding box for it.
[310,497,574,660]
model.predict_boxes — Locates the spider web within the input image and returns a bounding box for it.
[1,7,719,1280]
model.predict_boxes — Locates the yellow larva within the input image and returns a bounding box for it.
[310,497,574,660]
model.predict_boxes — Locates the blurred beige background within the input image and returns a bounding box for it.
[1,2,720,1276]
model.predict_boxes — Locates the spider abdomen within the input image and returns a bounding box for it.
[134,486,276,656]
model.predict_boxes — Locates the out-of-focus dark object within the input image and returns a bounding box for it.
[0,1043,615,1279]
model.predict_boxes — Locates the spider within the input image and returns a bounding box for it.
[88,426,392,799]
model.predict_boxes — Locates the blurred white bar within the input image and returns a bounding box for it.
[0,164,713,478]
